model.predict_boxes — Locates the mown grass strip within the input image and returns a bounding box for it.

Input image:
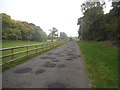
[77,41,118,88]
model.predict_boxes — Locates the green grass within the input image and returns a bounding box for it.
[2,40,45,48]
[1,40,62,71]
[2,46,58,72]
[77,41,118,88]
[2,41,44,64]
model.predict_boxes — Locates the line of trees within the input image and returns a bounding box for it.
[1,13,71,42]
[77,0,120,41]
[2,13,47,41]
[47,27,69,42]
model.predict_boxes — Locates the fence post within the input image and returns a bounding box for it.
[36,45,37,53]
[42,44,43,51]
[26,46,28,55]
[11,49,14,60]
[51,43,52,49]
[50,43,51,49]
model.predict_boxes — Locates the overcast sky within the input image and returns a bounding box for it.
[0,0,112,37]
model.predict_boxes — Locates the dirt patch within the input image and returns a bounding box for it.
[47,82,66,88]
[14,67,32,74]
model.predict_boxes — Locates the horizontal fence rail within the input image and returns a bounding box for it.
[0,42,64,66]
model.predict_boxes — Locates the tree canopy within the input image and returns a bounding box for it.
[2,13,47,41]
[77,0,120,41]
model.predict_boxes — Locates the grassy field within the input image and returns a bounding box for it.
[1,40,60,71]
[2,40,45,48]
[77,41,118,88]
[2,41,44,64]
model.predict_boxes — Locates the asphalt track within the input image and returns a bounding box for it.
[3,41,90,88]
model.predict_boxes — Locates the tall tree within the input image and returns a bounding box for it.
[60,32,68,41]
[78,0,105,41]
[48,27,58,42]
[78,0,120,42]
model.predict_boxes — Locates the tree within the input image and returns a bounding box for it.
[2,13,48,41]
[60,32,68,41]
[33,26,47,41]
[48,27,58,42]
[78,7,104,40]
[69,37,74,41]
[78,0,108,41]
[2,13,22,40]
[77,0,120,42]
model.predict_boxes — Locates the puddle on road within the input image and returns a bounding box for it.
[49,57,56,59]
[57,55,64,57]
[40,57,49,59]
[65,58,73,61]
[43,62,56,68]
[35,69,45,74]
[47,82,66,88]
[57,64,66,68]
[70,57,77,59]
[52,60,59,62]
[14,67,32,74]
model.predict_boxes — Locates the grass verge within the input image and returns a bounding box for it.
[2,45,61,72]
[1,40,62,71]
[77,41,118,88]
[2,40,45,48]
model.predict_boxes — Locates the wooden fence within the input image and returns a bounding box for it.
[0,42,63,66]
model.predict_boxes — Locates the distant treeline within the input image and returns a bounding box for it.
[77,1,120,41]
[2,13,47,41]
